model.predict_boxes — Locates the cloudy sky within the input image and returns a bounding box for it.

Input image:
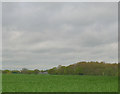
[2,2,118,70]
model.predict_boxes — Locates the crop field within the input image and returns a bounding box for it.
[2,74,118,92]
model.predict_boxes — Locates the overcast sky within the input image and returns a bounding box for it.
[2,2,118,70]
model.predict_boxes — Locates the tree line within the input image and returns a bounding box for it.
[2,68,46,74]
[48,61,118,76]
[2,61,118,76]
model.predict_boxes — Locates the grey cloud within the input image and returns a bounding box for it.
[2,2,118,70]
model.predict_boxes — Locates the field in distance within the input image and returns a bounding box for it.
[2,74,118,92]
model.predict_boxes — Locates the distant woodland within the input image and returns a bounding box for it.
[2,61,118,76]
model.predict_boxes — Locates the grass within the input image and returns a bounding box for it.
[2,74,118,92]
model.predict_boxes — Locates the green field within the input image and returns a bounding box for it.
[2,74,118,92]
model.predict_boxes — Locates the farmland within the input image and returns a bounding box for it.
[2,74,118,92]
